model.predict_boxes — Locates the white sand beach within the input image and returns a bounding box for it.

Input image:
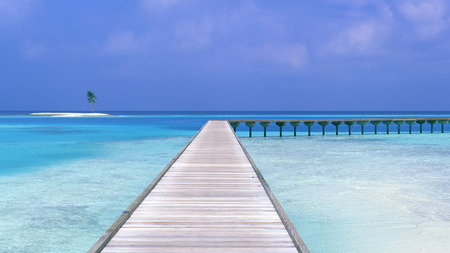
[29,112,113,117]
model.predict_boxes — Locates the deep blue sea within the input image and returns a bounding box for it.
[1,111,449,252]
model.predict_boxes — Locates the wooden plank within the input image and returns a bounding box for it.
[231,122,310,253]
[102,247,297,253]
[90,121,308,253]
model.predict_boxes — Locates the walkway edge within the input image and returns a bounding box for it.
[228,121,310,253]
[87,123,208,253]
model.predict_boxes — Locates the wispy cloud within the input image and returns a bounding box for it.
[174,18,214,50]
[140,0,184,12]
[103,30,149,55]
[170,1,306,69]
[323,3,393,56]
[326,22,380,55]
[398,0,449,39]
[0,0,34,22]
[252,43,308,68]
[22,42,48,59]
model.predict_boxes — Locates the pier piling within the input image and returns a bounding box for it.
[229,122,240,132]
[427,120,437,133]
[356,121,368,135]
[416,120,426,133]
[438,120,448,133]
[331,121,342,135]
[276,121,286,137]
[393,120,405,134]
[371,120,381,134]
[229,118,448,138]
[304,121,315,136]
[344,121,355,135]
[245,121,256,137]
[290,121,300,136]
[405,120,416,134]
[318,121,329,135]
[260,122,271,137]
[382,120,393,134]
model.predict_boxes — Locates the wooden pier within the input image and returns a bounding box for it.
[89,121,309,253]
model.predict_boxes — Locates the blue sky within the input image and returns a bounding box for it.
[1,0,449,111]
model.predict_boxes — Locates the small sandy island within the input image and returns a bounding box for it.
[29,112,113,117]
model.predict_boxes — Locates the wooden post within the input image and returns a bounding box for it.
[438,120,448,133]
[260,122,271,137]
[371,120,381,134]
[229,122,240,132]
[356,121,368,135]
[405,120,416,134]
[393,120,404,134]
[344,121,355,135]
[245,122,256,137]
[289,121,300,136]
[318,121,329,135]
[382,120,393,134]
[276,122,286,137]
[427,120,437,133]
[416,120,426,133]
[331,121,342,135]
[304,121,315,136]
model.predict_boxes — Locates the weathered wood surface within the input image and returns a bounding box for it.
[99,121,307,252]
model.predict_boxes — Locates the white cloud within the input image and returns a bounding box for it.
[324,3,393,56]
[205,1,306,68]
[104,31,148,55]
[174,18,214,50]
[139,0,307,68]
[398,0,449,39]
[327,23,378,55]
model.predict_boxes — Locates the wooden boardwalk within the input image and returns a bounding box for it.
[90,121,308,253]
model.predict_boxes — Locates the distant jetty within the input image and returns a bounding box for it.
[29,112,113,117]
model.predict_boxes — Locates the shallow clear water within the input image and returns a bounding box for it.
[0,137,191,252]
[0,114,198,252]
[242,134,450,253]
[1,111,450,252]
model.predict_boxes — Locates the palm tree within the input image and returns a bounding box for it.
[87,91,97,113]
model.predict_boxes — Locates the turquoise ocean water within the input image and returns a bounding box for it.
[1,111,449,252]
